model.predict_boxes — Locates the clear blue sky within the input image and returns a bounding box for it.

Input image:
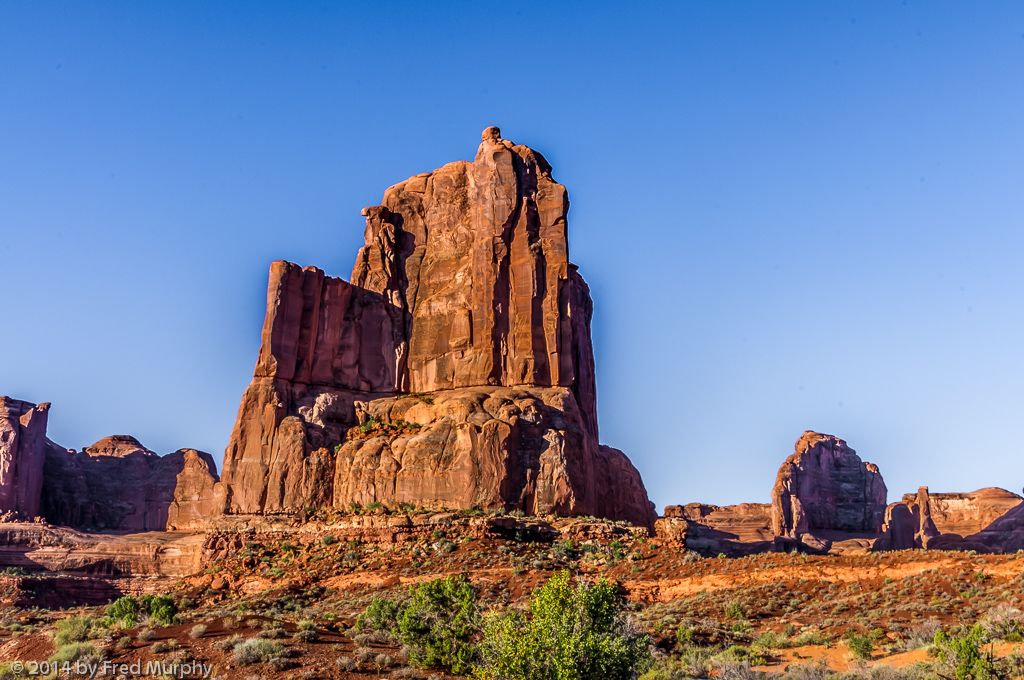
[3,1,1023,513]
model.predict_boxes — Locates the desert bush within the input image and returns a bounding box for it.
[259,621,286,639]
[479,570,650,680]
[713,645,767,667]
[190,624,208,639]
[54,617,93,646]
[752,631,791,649]
[357,575,480,674]
[140,594,178,626]
[297,619,317,631]
[48,642,98,667]
[335,657,356,671]
[213,633,244,651]
[293,629,318,642]
[151,641,169,654]
[903,620,941,651]
[640,648,714,680]
[233,638,285,665]
[793,631,832,646]
[845,632,874,660]
[724,601,745,620]
[106,596,141,627]
[933,624,996,680]
[117,636,132,649]
[138,627,155,641]
[715,660,762,680]
[781,660,833,680]
[980,603,1022,640]
[267,657,296,671]
[398,574,480,673]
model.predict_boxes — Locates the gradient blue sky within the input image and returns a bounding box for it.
[3,1,1023,513]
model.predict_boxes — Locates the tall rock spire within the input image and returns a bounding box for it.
[215,128,654,527]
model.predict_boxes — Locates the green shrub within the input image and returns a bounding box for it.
[845,632,874,660]
[933,624,996,680]
[140,594,178,626]
[479,570,650,680]
[398,574,480,674]
[48,642,97,666]
[106,596,140,627]
[724,601,745,620]
[54,617,93,646]
[752,631,791,649]
[356,575,480,673]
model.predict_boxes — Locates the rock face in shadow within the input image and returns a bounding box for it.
[41,436,220,532]
[0,397,50,519]
[879,486,1024,552]
[771,431,887,540]
[216,127,655,528]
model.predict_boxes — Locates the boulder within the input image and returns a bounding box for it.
[771,431,887,539]
[216,127,654,528]
[0,397,49,519]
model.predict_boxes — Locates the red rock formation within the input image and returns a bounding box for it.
[771,431,887,540]
[659,503,773,555]
[880,487,1023,552]
[42,436,220,532]
[0,397,49,519]
[216,127,654,528]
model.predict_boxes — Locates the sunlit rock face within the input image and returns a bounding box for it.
[215,127,656,529]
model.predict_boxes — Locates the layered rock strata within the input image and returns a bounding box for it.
[771,431,887,540]
[660,503,774,555]
[216,127,655,527]
[880,487,1024,552]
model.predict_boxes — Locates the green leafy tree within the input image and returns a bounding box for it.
[478,570,650,680]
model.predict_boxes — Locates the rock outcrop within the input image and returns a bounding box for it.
[879,487,1024,552]
[216,127,655,528]
[771,431,887,540]
[0,397,49,519]
[0,397,221,533]
[660,503,774,555]
[42,436,220,532]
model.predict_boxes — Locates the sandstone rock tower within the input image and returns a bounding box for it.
[771,431,887,539]
[216,127,655,527]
